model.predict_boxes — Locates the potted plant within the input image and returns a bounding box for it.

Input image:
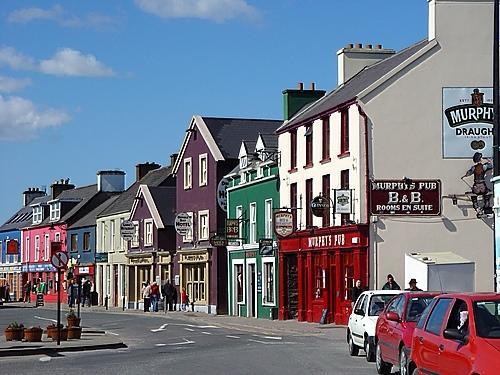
[66,309,80,327]
[46,323,63,338]
[67,325,82,339]
[51,326,68,341]
[24,326,43,342]
[5,322,24,341]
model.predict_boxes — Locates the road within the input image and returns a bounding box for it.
[0,305,377,375]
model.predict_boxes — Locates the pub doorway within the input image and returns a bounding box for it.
[286,255,298,319]
[247,262,256,318]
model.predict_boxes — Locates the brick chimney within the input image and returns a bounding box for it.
[23,187,46,206]
[282,82,326,121]
[51,178,75,199]
[169,153,178,167]
[136,162,161,182]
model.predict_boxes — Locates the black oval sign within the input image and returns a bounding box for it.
[311,196,330,217]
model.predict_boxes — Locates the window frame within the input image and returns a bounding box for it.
[249,202,257,244]
[235,205,243,244]
[183,157,192,189]
[198,210,209,241]
[44,234,50,261]
[131,221,139,248]
[264,199,273,238]
[34,235,40,261]
[144,218,154,246]
[340,107,349,154]
[49,201,61,222]
[83,232,91,252]
[290,183,297,230]
[182,212,194,243]
[199,153,208,187]
[262,257,276,306]
[110,219,116,251]
[305,178,313,227]
[290,129,297,170]
[25,236,30,262]
[424,298,453,336]
[305,125,313,167]
[234,260,245,304]
[70,233,78,252]
[322,116,330,161]
[33,206,43,224]
[322,174,331,227]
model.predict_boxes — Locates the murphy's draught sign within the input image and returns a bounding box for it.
[443,87,493,158]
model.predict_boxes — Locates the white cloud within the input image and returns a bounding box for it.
[0,95,70,141]
[0,76,31,92]
[134,0,258,22]
[7,5,118,30]
[0,47,35,70]
[39,48,115,77]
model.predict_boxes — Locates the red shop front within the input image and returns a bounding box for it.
[278,224,368,325]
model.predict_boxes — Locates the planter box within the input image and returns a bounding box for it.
[46,325,63,338]
[67,317,81,328]
[67,326,82,339]
[24,327,43,342]
[51,327,68,341]
[5,327,24,341]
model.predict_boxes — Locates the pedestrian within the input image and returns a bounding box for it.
[162,281,173,312]
[382,274,401,290]
[24,280,32,303]
[82,280,92,307]
[172,285,178,311]
[142,281,151,312]
[67,281,75,308]
[5,284,10,302]
[150,281,160,312]
[405,278,423,291]
[181,287,189,311]
[351,279,364,306]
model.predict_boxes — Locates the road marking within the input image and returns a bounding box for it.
[151,323,169,332]
[34,316,57,323]
[39,356,51,362]
[155,343,167,347]
[248,339,299,345]
[201,331,212,335]
[164,339,195,346]
[184,328,194,332]
[106,331,120,336]
[253,334,282,340]
[171,324,219,329]
[226,335,240,339]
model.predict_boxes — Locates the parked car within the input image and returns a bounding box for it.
[347,290,403,361]
[407,293,500,375]
[374,292,439,375]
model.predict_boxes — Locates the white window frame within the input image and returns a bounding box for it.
[249,202,257,244]
[50,201,61,222]
[55,232,60,243]
[33,206,42,224]
[198,210,209,241]
[110,219,116,251]
[239,155,248,169]
[25,237,30,262]
[184,157,192,189]
[240,171,246,184]
[265,199,273,238]
[131,221,139,248]
[182,212,194,243]
[233,259,245,306]
[199,153,208,187]
[44,234,50,261]
[100,221,106,251]
[235,205,243,245]
[262,257,276,306]
[34,235,40,261]
[120,217,125,251]
[144,218,154,246]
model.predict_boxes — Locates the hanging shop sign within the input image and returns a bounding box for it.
[274,211,294,237]
[334,190,352,214]
[259,238,274,256]
[217,178,230,212]
[175,212,192,236]
[209,234,228,247]
[311,195,331,217]
[443,87,493,158]
[225,219,240,240]
[370,179,442,216]
[6,239,19,254]
[120,220,135,241]
[95,252,108,263]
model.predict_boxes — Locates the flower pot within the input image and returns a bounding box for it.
[67,326,82,339]
[46,325,61,338]
[5,327,24,341]
[51,327,68,341]
[67,317,81,328]
[24,327,43,342]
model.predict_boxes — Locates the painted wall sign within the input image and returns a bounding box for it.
[21,264,57,272]
[274,211,293,237]
[370,180,442,216]
[95,252,108,263]
[311,195,330,217]
[226,219,240,239]
[334,190,352,214]
[174,212,192,236]
[180,253,208,263]
[443,87,493,158]
[217,178,230,212]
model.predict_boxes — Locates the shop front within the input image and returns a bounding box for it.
[278,225,368,325]
[127,254,153,309]
[73,265,95,283]
[178,250,209,312]
[22,263,66,303]
[0,265,22,301]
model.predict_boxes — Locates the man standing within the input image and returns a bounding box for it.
[24,280,31,303]
[382,274,401,290]
[142,282,151,312]
[351,280,364,306]
[82,280,91,307]
[405,279,422,291]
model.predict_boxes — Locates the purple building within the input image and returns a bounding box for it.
[173,116,282,314]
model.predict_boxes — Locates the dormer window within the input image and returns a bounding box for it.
[240,155,248,169]
[32,206,43,225]
[50,202,61,221]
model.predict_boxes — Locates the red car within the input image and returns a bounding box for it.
[375,292,438,375]
[407,293,500,375]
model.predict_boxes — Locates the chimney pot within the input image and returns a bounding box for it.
[298,82,304,90]
[310,82,315,90]
[376,44,382,49]
[355,43,362,48]
[346,43,353,48]
[365,44,373,49]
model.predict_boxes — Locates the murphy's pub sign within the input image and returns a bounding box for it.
[443,87,493,158]
[370,180,441,216]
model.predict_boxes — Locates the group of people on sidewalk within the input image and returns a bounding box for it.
[351,274,423,304]
[141,280,192,313]
[67,279,93,308]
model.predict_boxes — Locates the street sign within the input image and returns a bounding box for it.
[120,220,135,241]
[209,234,228,247]
[274,211,294,237]
[225,219,239,239]
[50,251,69,270]
[311,195,331,217]
[259,238,274,256]
[175,212,192,236]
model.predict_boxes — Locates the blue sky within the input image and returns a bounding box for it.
[0,0,427,223]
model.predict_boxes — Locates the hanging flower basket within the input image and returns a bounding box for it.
[24,327,43,342]
[51,327,68,341]
[67,326,82,339]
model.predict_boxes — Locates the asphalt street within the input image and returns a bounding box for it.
[0,305,378,375]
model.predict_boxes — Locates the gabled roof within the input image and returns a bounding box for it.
[68,195,119,229]
[277,39,432,133]
[98,166,174,218]
[0,195,49,232]
[239,140,257,157]
[257,133,278,150]
[173,116,282,174]
[130,185,176,229]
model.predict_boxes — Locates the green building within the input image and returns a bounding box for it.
[226,133,280,319]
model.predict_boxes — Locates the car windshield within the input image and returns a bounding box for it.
[369,294,398,316]
[473,300,500,338]
[405,296,434,322]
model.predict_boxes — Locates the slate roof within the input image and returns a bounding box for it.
[242,140,257,154]
[57,185,99,223]
[148,187,176,226]
[0,195,49,232]
[98,166,174,218]
[69,195,119,229]
[202,117,282,159]
[259,133,278,149]
[277,39,430,133]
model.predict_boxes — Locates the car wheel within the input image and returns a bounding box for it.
[348,331,359,356]
[365,337,375,362]
[375,341,392,375]
[399,348,408,375]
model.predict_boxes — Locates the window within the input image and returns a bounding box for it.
[236,206,243,243]
[240,155,248,169]
[110,220,116,251]
[44,234,50,261]
[34,236,40,261]
[198,211,209,241]
[425,298,453,336]
[182,213,194,242]
[322,174,331,227]
[417,299,437,329]
[25,237,30,262]
[290,183,297,230]
[83,232,90,251]
[100,221,106,250]
[199,154,208,186]
[305,125,313,166]
[184,264,206,302]
[144,219,153,245]
[290,130,297,170]
[33,206,43,224]
[55,232,60,243]
[183,158,192,189]
[473,300,500,338]
[406,297,435,322]
[306,179,313,227]
[50,202,60,221]
[369,294,399,316]
[265,199,273,238]
[131,221,139,247]
[249,203,257,244]
[340,108,349,153]
[71,233,78,252]
[354,294,366,312]
[235,264,244,303]
[322,116,330,160]
[120,218,125,250]
[263,260,274,304]
[341,169,350,225]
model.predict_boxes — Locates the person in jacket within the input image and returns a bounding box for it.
[172,286,178,311]
[150,281,160,312]
[142,281,151,312]
[24,280,31,303]
[82,280,92,307]
[162,281,174,312]
[405,278,422,291]
[181,287,189,311]
[351,279,364,306]
[382,274,401,290]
